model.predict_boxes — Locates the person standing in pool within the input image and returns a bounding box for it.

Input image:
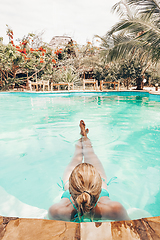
[48,120,130,222]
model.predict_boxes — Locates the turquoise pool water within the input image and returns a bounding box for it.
[0,91,160,219]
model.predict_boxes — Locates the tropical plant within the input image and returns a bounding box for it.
[97,0,160,89]
[107,0,160,61]
[0,26,57,90]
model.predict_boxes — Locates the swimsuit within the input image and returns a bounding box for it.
[61,188,109,222]
[58,176,117,222]
[61,188,109,203]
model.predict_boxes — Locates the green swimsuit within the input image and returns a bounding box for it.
[58,176,117,222]
[61,188,109,203]
[61,189,109,222]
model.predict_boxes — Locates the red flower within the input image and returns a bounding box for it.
[40,58,44,63]
[22,40,27,45]
[19,48,26,54]
[38,47,43,51]
[23,48,26,54]
[52,59,56,64]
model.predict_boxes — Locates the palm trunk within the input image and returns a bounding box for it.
[136,76,143,90]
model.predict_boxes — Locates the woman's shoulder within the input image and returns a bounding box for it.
[95,200,130,221]
[48,198,75,221]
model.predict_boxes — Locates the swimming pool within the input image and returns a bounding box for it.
[0,91,160,219]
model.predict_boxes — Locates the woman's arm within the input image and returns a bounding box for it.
[97,199,130,221]
[48,199,72,221]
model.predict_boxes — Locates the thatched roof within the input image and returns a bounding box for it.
[49,36,72,49]
[78,67,93,73]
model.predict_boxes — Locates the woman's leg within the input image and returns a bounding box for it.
[80,120,108,190]
[62,138,83,190]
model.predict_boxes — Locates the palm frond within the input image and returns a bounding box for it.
[100,33,144,61]
[127,0,160,14]
[112,0,134,19]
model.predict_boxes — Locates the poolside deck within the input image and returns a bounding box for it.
[5,86,160,95]
[0,215,160,239]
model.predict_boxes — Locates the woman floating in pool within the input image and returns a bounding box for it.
[48,120,130,222]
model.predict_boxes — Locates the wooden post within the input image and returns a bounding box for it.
[94,80,96,90]
[114,82,115,90]
[96,80,98,90]
[100,80,103,91]
[83,79,85,91]
[26,71,29,90]
[127,78,129,90]
[117,80,120,91]
[149,77,151,87]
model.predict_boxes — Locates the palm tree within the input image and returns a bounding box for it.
[110,0,160,60]
[98,0,160,89]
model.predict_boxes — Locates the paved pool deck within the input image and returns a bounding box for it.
[0,215,160,240]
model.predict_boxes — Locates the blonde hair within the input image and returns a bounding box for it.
[69,163,102,219]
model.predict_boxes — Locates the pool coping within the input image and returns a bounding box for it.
[0,89,160,95]
[0,215,160,239]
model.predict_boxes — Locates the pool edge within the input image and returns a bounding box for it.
[0,215,160,239]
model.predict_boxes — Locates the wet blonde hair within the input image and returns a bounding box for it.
[69,163,102,219]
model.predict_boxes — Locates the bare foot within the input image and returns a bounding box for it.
[79,120,89,137]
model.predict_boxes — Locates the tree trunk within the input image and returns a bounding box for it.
[136,77,143,90]
[126,77,131,90]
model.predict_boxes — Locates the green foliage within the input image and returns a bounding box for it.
[95,0,160,89]
[100,0,160,63]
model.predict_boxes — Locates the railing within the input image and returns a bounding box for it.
[100,81,120,91]
[27,79,121,92]
[28,80,50,91]
[51,82,74,91]
[83,79,98,90]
